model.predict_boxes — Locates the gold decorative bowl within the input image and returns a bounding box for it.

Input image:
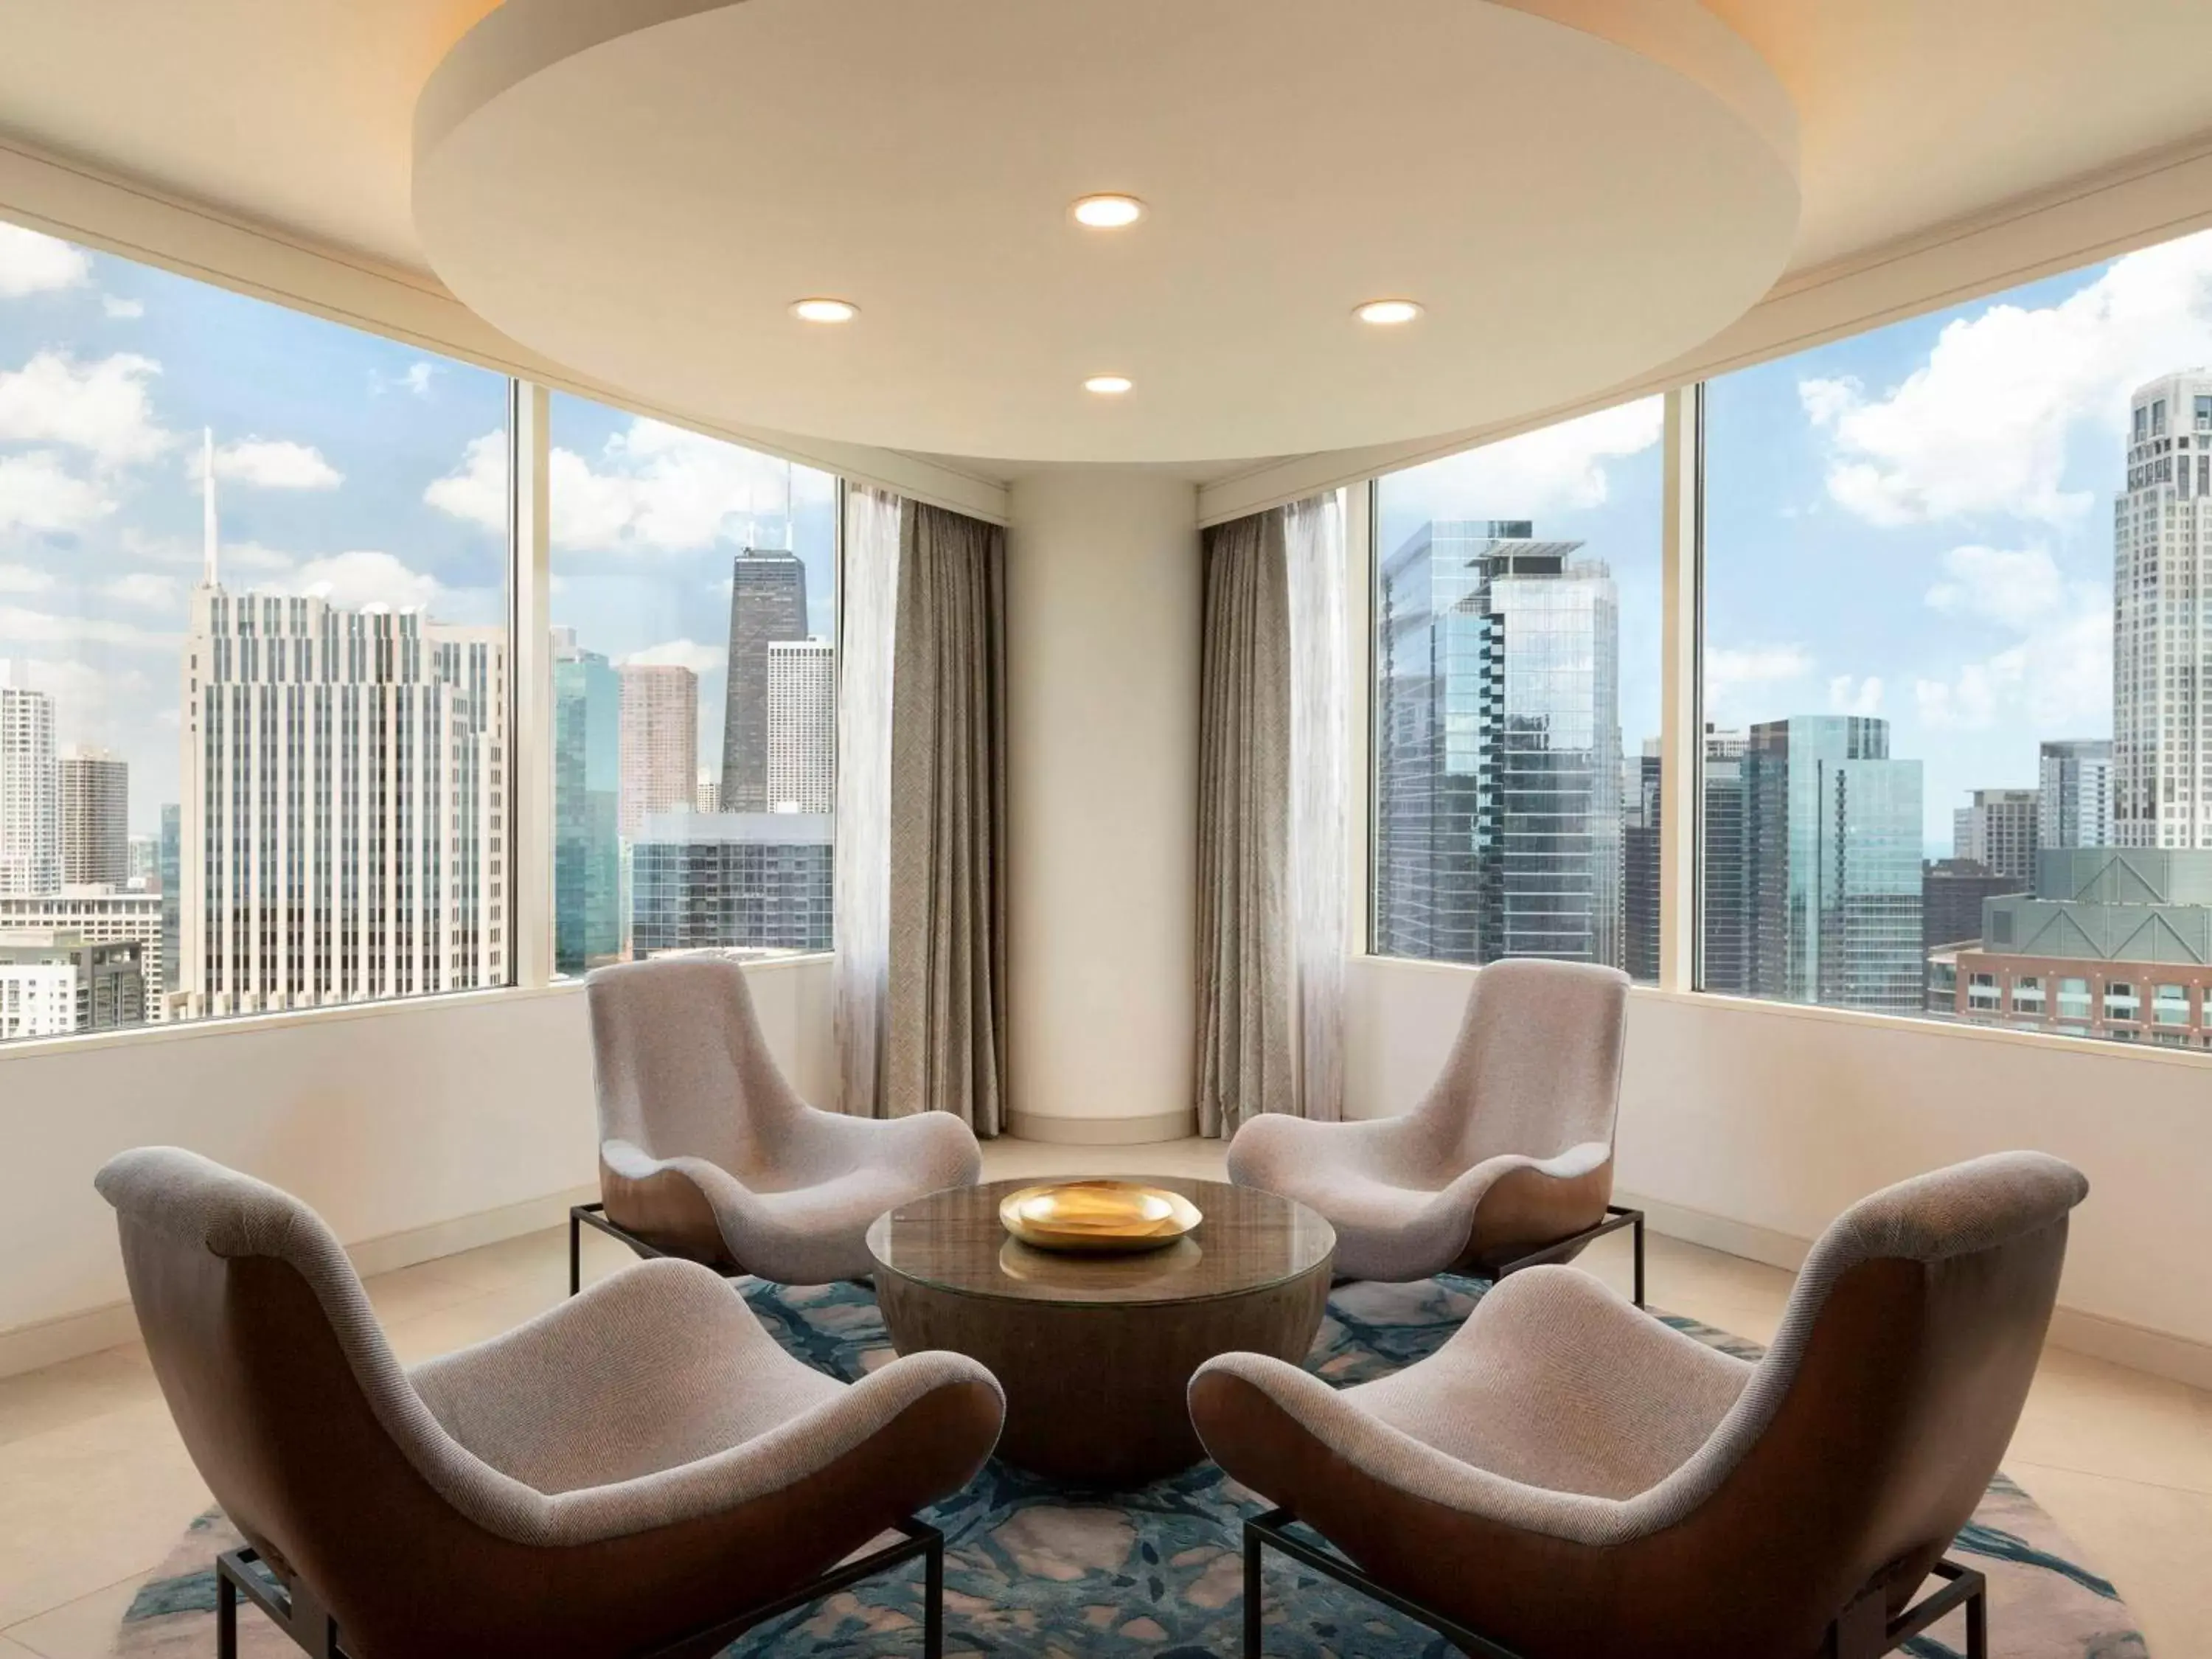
[998,1180,1203,1254]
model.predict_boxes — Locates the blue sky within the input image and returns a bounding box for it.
[1382,226,2212,852]
[0,222,833,832]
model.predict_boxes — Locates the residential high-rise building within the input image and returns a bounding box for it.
[616,664,698,841]
[2115,372,2212,849]
[766,639,835,814]
[631,810,833,956]
[0,935,144,1040]
[1374,521,1622,967]
[1952,787,2040,882]
[2039,740,2115,849]
[178,459,506,1018]
[1702,727,1753,995]
[58,746,128,889]
[0,665,59,897]
[695,770,720,815]
[1622,741,1661,983]
[553,629,621,974]
[0,892,165,1018]
[1745,716,1923,1012]
[128,832,158,889]
[719,547,810,812]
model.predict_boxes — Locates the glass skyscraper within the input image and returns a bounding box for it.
[552,630,621,975]
[720,547,810,813]
[1745,716,1923,1012]
[1375,521,1622,967]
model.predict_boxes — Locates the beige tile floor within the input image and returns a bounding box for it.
[1,1138,2205,1656]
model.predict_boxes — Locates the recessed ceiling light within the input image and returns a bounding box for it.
[1071,194,1146,229]
[1354,299,1424,326]
[790,297,858,324]
[1085,375,1134,396]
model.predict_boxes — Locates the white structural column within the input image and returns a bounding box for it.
[510,380,554,991]
[1658,384,1703,992]
[1004,471,1201,1143]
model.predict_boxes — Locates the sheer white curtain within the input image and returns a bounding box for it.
[1286,491,1348,1122]
[832,486,901,1117]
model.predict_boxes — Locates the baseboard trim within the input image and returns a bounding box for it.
[1617,1186,2212,1391]
[0,1182,599,1380]
[1004,1110,1199,1147]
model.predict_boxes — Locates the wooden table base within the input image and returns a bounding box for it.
[876,1262,1332,1486]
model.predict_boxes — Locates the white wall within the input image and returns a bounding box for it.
[1004,470,1202,1143]
[0,956,835,1374]
[1346,955,2212,1381]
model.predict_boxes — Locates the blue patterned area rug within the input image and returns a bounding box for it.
[116,1276,2145,1658]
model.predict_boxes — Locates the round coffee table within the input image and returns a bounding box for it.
[866,1175,1335,1486]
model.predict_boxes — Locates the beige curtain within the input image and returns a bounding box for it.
[1194,509,1295,1138]
[884,501,1008,1134]
[832,486,900,1117]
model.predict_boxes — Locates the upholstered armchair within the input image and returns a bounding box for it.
[1191,1152,2087,1659]
[585,956,983,1285]
[97,1147,1004,1659]
[1227,958,1630,1284]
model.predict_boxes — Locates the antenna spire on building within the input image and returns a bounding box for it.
[201,428,220,588]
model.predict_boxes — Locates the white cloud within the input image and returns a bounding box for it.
[0,563,54,594]
[0,606,175,651]
[1913,543,2110,732]
[618,639,723,675]
[424,431,506,532]
[1826,675,1884,716]
[1705,642,1815,724]
[285,550,444,613]
[0,224,91,298]
[0,350,172,465]
[206,437,342,491]
[101,296,144,321]
[400,362,437,397]
[1804,228,2212,526]
[3,657,153,745]
[0,451,114,534]
[102,571,181,610]
[1392,397,1665,521]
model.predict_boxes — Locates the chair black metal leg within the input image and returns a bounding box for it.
[1244,1516,1266,1657]
[217,1558,238,1659]
[924,1526,945,1659]
[1966,1576,1988,1659]
[1631,1210,1646,1310]
[568,1207,582,1297]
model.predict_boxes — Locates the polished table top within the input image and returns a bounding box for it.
[865,1175,1335,1307]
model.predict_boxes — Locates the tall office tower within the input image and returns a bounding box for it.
[766,639,835,814]
[1952,787,2040,882]
[1622,740,1662,982]
[1744,716,1924,1013]
[1701,726,1753,994]
[553,629,621,974]
[128,833,157,888]
[178,462,507,1018]
[719,547,810,812]
[616,664,698,840]
[158,804,179,1003]
[2115,372,2212,849]
[695,769,720,814]
[0,665,59,897]
[631,810,834,956]
[1374,521,1623,967]
[2039,740,2115,849]
[58,747,128,889]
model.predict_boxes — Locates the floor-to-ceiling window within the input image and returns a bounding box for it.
[1370,399,1664,980]
[0,218,510,1043]
[1701,224,2212,1046]
[542,392,838,972]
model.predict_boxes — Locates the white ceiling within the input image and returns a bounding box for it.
[3,1,2211,471]
[411,0,1798,464]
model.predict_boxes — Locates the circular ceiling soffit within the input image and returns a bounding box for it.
[414,0,1798,465]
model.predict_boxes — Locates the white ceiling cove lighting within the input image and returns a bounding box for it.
[790,298,858,324]
[416,0,1800,462]
[1355,299,1424,326]
[1071,194,1146,229]
[1085,375,1134,396]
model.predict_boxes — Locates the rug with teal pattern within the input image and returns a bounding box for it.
[114,1275,2146,1658]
